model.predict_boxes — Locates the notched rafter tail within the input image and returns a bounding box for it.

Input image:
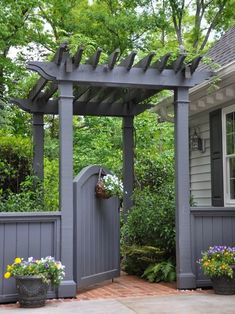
[119,51,137,71]
[107,49,120,70]
[87,48,102,69]
[54,43,68,66]
[184,65,192,79]
[73,47,84,68]
[63,52,73,73]
[134,52,155,71]
[172,54,187,73]
[151,53,171,72]
[190,56,203,74]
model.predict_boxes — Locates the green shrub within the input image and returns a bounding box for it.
[121,151,175,255]
[121,186,175,255]
[121,245,166,276]
[0,131,32,194]
[44,158,59,211]
[0,176,44,212]
[142,260,176,283]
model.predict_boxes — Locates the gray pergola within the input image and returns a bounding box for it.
[13,43,211,292]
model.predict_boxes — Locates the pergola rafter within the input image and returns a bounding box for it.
[12,43,213,295]
[13,43,211,117]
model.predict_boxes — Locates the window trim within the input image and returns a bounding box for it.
[222,104,235,206]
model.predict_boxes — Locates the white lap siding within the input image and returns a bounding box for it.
[189,113,211,206]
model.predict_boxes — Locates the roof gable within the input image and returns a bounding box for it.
[203,25,235,68]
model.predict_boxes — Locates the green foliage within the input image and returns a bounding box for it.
[122,185,175,254]
[73,116,122,175]
[0,176,44,212]
[142,260,176,283]
[44,158,59,211]
[121,245,166,276]
[121,142,176,254]
[0,131,32,194]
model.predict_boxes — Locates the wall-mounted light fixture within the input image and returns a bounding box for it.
[190,128,206,153]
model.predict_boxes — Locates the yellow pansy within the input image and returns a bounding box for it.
[56,262,62,269]
[7,265,12,271]
[4,272,11,279]
[14,257,22,264]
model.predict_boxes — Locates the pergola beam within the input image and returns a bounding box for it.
[27,62,211,89]
[12,98,151,116]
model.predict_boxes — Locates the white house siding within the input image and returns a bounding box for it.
[189,113,211,207]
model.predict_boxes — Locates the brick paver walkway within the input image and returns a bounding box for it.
[76,273,212,300]
[0,273,212,309]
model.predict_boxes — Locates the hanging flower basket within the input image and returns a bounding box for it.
[95,169,124,199]
[95,179,111,199]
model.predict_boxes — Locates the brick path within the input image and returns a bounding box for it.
[76,273,212,300]
[0,273,212,308]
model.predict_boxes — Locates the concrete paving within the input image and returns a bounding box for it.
[1,294,235,314]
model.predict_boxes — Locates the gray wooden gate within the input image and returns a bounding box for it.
[73,165,120,289]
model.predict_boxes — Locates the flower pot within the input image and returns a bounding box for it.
[95,180,110,199]
[15,276,49,308]
[212,276,235,295]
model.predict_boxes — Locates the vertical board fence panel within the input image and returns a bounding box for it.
[191,207,235,286]
[73,165,120,289]
[0,213,61,303]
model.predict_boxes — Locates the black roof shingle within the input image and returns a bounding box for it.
[200,25,235,69]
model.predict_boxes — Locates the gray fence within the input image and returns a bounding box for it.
[0,165,120,303]
[0,212,61,303]
[191,207,235,286]
[73,165,120,289]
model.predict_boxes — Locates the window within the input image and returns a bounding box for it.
[223,105,235,205]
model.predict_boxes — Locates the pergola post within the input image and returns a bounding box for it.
[58,81,76,297]
[32,113,44,180]
[174,87,196,289]
[122,116,134,218]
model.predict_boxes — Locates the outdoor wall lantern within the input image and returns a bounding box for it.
[190,128,206,153]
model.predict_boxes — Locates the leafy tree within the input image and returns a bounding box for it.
[135,0,235,53]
